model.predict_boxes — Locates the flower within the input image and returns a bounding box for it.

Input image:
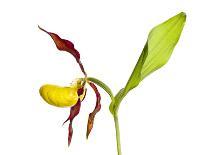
[38,26,101,146]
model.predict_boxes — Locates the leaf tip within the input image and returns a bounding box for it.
[178,12,187,22]
[179,12,186,17]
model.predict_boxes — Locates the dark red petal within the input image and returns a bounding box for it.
[86,82,101,139]
[62,99,81,126]
[82,88,87,101]
[68,123,73,146]
[63,99,81,146]
[38,26,80,61]
[62,87,85,146]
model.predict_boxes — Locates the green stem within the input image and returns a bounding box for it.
[114,114,122,155]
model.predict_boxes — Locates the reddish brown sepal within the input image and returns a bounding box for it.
[38,26,87,76]
[38,25,80,61]
[86,82,101,139]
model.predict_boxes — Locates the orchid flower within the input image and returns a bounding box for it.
[38,26,102,146]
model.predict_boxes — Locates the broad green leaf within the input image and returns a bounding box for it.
[141,12,186,80]
[111,12,186,114]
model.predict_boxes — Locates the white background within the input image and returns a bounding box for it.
[0,0,206,155]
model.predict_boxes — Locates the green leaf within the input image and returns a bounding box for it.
[123,43,148,94]
[141,12,186,80]
[110,12,186,114]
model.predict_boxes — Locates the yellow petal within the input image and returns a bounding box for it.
[39,84,79,107]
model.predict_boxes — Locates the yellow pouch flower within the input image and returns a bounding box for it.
[38,26,102,146]
[39,84,86,107]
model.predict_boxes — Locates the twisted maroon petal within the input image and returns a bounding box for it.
[62,87,85,146]
[86,82,101,139]
[63,99,81,146]
[62,99,81,126]
[68,122,73,147]
[38,26,87,76]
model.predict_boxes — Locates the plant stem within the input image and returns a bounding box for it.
[114,114,122,155]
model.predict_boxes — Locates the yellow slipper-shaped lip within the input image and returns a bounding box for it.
[39,84,85,107]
